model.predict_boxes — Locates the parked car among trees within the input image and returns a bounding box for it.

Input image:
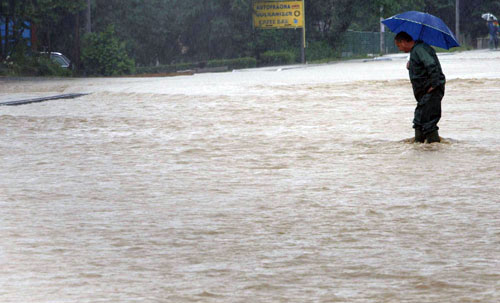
[40,52,72,69]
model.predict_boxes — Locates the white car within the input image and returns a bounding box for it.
[49,52,72,69]
[39,52,72,69]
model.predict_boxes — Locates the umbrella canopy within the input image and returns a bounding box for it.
[382,11,459,50]
[482,13,498,21]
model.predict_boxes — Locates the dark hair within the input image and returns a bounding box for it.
[395,32,413,42]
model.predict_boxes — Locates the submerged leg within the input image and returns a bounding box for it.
[414,128,425,143]
[414,87,444,143]
[425,130,441,143]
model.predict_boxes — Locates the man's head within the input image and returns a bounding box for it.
[394,32,415,53]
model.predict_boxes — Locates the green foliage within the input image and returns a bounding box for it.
[206,57,257,70]
[134,57,256,75]
[174,62,199,72]
[81,26,135,76]
[0,63,8,76]
[434,44,474,53]
[4,0,500,76]
[33,55,72,76]
[305,40,339,61]
[24,0,86,52]
[1,0,86,74]
[172,0,253,61]
[253,28,301,54]
[306,0,361,45]
[1,53,71,77]
[93,0,178,66]
[259,51,296,66]
[135,62,198,75]
[3,43,70,76]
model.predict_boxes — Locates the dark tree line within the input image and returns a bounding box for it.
[1,0,500,74]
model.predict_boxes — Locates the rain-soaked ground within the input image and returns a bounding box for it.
[1,50,499,302]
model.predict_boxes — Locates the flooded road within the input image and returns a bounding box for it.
[1,50,499,302]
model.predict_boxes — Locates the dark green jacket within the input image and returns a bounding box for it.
[409,41,446,100]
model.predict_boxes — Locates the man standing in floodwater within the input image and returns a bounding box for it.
[395,31,445,143]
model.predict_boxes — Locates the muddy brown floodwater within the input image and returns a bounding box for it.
[1,50,499,303]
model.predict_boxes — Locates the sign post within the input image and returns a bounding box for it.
[253,0,306,63]
[301,1,306,64]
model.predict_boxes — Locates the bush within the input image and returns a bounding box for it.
[0,62,9,76]
[1,53,71,77]
[33,55,72,76]
[135,65,173,75]
[206,57,257,70]
[175,62,198,71]
[135,62,198,75]
[305,40,338,62]
[1,42,69,77]
[259,50,295,66]
[81,25,135,76]
[134,57,257,75]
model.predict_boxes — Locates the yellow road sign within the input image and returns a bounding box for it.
[253,1,304,29]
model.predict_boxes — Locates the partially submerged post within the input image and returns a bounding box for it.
[380,6,385,55]
[455,0,460,45]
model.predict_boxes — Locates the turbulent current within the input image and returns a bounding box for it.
[1,50,499,302]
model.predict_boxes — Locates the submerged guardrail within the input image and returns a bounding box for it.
[0,93,89,106]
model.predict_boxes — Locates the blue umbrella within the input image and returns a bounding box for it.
[382,11,459,50]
